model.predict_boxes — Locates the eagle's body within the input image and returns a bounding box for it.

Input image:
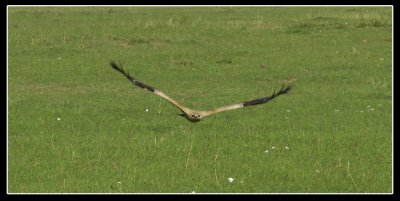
[110,62,292,122]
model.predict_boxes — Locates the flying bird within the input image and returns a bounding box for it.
[110,61,292,122]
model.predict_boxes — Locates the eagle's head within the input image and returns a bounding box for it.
[178,113,202,122]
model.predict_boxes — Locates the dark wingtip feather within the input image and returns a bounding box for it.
[110,61,120,71]
[280,85,292,94]
[110,61,135,82]
[110,61,156,93]
[274,85,292,96]
[243,85,293,107]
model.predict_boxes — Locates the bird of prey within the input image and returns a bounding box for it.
[110,61,292,122]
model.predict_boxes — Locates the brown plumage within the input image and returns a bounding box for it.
[110,61,292,122]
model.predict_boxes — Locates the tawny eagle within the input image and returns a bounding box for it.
[110,61,292,122]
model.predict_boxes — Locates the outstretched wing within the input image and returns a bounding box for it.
[110,61,191,114]
[203,85,292,117]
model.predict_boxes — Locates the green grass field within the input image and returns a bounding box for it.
[8,6,392,193]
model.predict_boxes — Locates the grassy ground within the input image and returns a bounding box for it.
[8,6,392,193]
